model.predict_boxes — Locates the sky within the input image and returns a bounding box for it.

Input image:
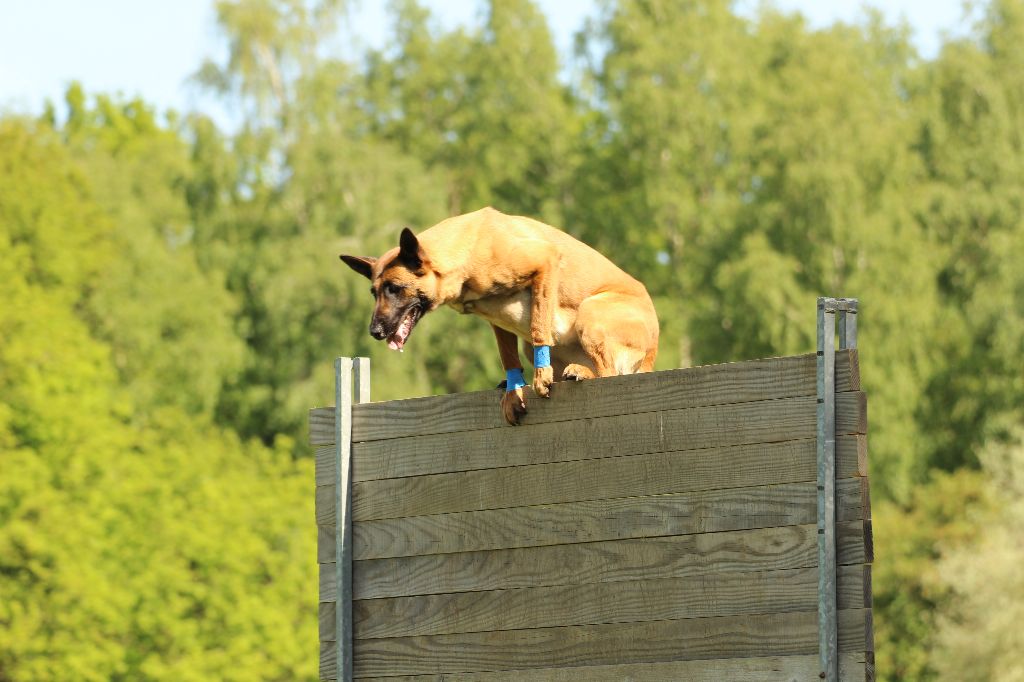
[0,0,970,119]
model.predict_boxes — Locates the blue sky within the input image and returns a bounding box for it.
[0,0,969,118]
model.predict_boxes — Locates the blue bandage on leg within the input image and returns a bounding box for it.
[534,345,551,369]
[505,368,527,392]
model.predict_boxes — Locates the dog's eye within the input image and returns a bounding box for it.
[384,282,402,295]
[369,287,376,297]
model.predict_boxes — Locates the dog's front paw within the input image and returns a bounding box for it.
[533,366,554,398]
[501,387,528,425]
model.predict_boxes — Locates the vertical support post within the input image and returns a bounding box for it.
[839,300,858,350]
[333,358,354,682]
[353,357,371,404]
[817,299,838,682]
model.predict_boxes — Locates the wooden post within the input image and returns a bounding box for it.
[839,300,858,350]
[353,357,371,405]
[333,358,354,682]
[818,296,858,682]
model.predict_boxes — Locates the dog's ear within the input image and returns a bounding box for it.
[399,227,425,269]
[339,254,376,280]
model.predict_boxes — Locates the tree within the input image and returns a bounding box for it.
[366,0,580,220]
[0,114,317,682]
[931,430,1024,681]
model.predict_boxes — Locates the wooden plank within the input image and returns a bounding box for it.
[338,608,870,678]
[862,519,874,564]
[316,484,334,526]
[317,428,866,491]
[314,444,334,489]
[861,476,872,519]
[346,435,866,520]
[337,523,821,603]
[347,391,865,482]
[321,520,870,602]
[320,641,336,681]
[339,564,867,641]
[319,561,336,604]
[308,351,859,445]
[317,430,864,493]
[320,601,336,641]
[317,525,335,564]
[311,407,335,445]
[350,652,869,682]
[351,478,866,561]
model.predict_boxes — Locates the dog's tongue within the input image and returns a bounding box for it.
[387,314,414,352]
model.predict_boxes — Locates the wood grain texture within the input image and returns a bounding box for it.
[347,652,867,682]
[351,478,865,561]
[320,429,866,528]
[314,444,335,489]
[345,391,864,482]
[320,520,869,602]
[309,351,859,445]
[339,564,866,641]
[317,428,865,493]
[321,521,873,602]
[346,435,866,520]
[317,525,335,564]
[311,407,335,445]
[325,608,870,678]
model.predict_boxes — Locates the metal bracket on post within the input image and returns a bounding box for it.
[333,357,369,682]
[817,297,857,682]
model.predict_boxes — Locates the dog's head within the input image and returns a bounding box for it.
[340,228,438,351]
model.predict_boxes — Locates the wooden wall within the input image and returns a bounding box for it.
[310,351,874,680]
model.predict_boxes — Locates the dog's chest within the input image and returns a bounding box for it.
[450,290,576,343]
[451,290,532,336]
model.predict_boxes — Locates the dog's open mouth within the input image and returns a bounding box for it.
[387,308,421,352]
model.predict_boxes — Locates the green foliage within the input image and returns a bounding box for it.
[0,117,314,680]
[932,430,1024,681]
[872,469,991,680]
[3,0,1024,678]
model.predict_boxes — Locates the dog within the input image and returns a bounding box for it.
[340,207,659,425]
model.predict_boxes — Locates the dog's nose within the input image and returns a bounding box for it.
[369,322,386,340]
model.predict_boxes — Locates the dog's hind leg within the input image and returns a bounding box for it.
[573,292,659,377]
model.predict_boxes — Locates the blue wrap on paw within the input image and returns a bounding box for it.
[534,345,551,369]
[506,368,527,392]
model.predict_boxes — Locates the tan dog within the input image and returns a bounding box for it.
[340,207,659,424]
